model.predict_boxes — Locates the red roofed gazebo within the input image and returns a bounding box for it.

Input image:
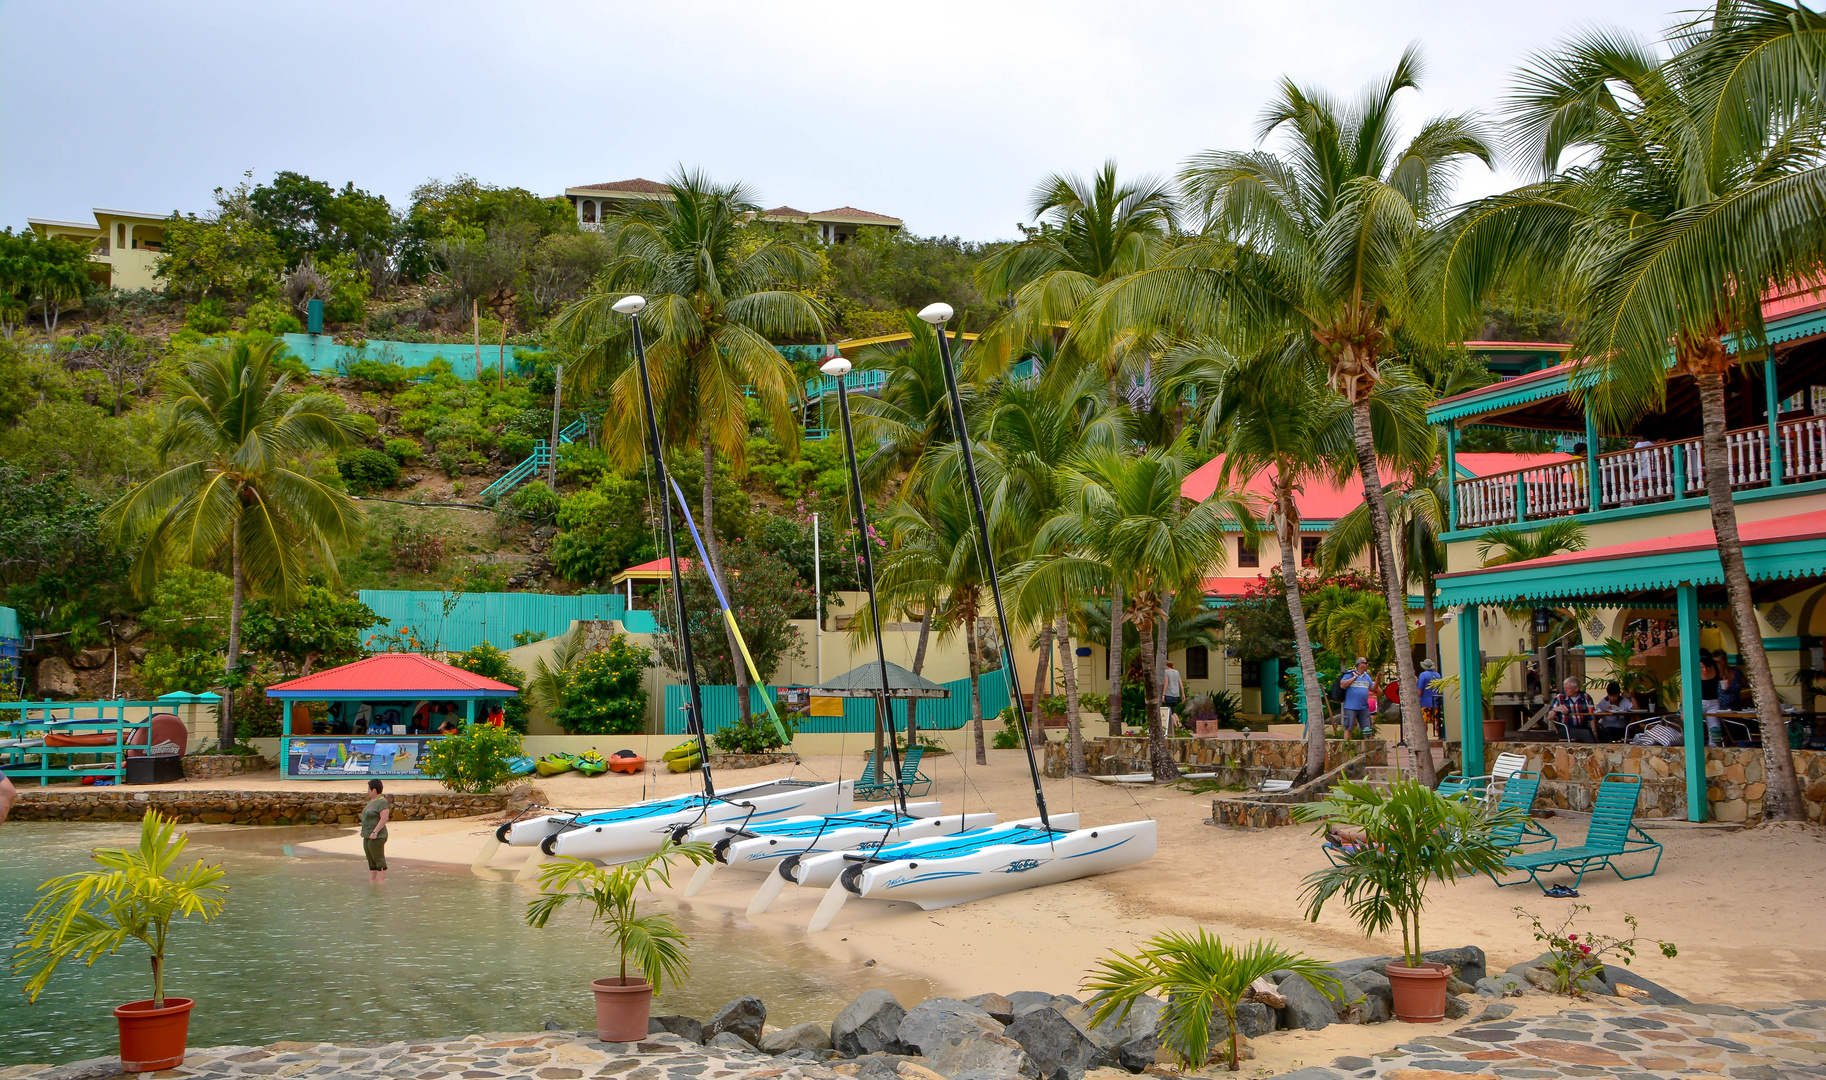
[267,654,520,780]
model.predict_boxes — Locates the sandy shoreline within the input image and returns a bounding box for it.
[260,749,1826,1016]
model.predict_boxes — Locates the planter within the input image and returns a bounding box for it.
[591,976,653,1042]
[114,996,194,1072]
[1385,961,1451,1023]
[1482,717,1508,744]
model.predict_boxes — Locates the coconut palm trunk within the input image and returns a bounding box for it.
[698,433,750,719]
[1350,398,1434,784]
[1275,480,1329,783]
[221,530,245,748]
[1106,581,1125,736]
[1147,586,1176,780]
[1692,362,1803,820]
[905,608,931,746]
[1030,623,1055,748]
[965,608,987,765]
[1059,610,1087,776]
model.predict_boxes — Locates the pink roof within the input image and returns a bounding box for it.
[1203,575,1265,597]
[1439,508,1826,578]
[1180,454,1570,518]
[615,557,694,576]
[266,653,518,698]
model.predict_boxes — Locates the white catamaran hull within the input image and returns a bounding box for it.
[712,809,1000,873]
[502,779,853,860]
[788,814,1079,890]
[852,820,1156,909]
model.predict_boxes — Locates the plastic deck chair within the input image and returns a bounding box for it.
[1486,770,1558,852]
[854,745,931,802]
[1495,773,1662,891]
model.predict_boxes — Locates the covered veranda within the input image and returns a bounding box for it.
[1439,509,1826,822]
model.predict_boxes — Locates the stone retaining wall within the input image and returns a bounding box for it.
[10,783,544,826]
[1209,751,1379,829]
[1043,734,1385,779]
[181,754,270,780]
[1488,741,1826,824]
[710,753,800,770]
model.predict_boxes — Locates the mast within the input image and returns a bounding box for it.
[823,356,909,815]
[616,296,715,799]
[920,303,1051,831]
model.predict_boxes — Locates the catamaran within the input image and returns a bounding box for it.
[681,803,998,895]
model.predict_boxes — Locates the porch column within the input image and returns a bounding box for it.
[1457,604,1484,779]
[1584,402,1600,510]
[1444,426,1459,530]
[1676,582,1708,822]
[283,699,293,736]
[1262,658,1280,718]
[465,698,475,726]
[1766,353,1784,485]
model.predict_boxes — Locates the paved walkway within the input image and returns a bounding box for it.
[1275,999,1826,1080]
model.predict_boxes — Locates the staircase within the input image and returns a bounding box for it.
[479,420,587,505]
[1362,740,1451,788]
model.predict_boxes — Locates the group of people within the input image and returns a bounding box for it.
[1333,656,1446,737]
[1546,648,1750,746]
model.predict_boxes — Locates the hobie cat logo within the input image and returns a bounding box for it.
[997,858,1042,874]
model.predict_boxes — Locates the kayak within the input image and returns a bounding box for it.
[45,732,119,748]
[506,755,536,776]
[608,750,645,774]
[534,753,578,777]
[574,751,608,777]
[666,753,702,774]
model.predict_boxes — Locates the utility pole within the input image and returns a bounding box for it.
[812,512,821,684]
[549,362,563,490]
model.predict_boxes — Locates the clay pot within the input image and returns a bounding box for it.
[1483,717,1509,745]
[1385,961,1451,1023]
[591,976,653,1042]
[114,997,194,1072]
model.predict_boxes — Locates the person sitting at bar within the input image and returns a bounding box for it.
[437,712,461,735]
[1549,677,1599,742]
[1593,681,1634,743]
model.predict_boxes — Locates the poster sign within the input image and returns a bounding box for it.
[284,736,440,779]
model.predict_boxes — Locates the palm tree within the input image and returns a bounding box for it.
[105,340,368,747]
[1476,522,1590,708]
[1322,453,1451,669]
[552,170,825,712]
[1075,50,1492,784]
[848,312,960,488]
[1436,8,1826,818]
[976,163,1179,738]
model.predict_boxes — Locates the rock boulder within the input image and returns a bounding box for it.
[1276,974,1339,1031]
[34,657,79,699]
[707,1031,759,1053]
[1004,1007,1098,1080]
[927,1034,1037,1079]
[705,996,766,1047]
[897,999,1003,1056]
[833,990,908,1057]
[762,1021,834,1054]
[649,1015,704,1043]
[964,993,1016,1025]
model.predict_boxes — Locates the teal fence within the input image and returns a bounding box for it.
[1,700,156,786]
[359,591,638,652]
[283,334,537,380]
[662,669,1009,735]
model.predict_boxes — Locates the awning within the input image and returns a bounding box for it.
[266,653,520,700]
[808,660,952,699]
[1436,508,1826,607]
[609,557,692,587]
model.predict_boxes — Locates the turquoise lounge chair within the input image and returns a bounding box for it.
[855,745,931,802]
[1488,770,1558,851]
[1495,774,1662,891]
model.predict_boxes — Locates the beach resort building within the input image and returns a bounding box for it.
[563,178,903,243]
[26,208,169,290]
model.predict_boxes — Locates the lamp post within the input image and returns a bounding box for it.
[615,295,714,797]
[919,302,1052,831]
[821,355,907,814]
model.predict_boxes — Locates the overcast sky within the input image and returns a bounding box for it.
[2,1,1689,241]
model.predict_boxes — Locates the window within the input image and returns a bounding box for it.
[1240,661,1261,688]
[1184,646,1209,680]
[1237,536,1258,568]
[1301,536,1322,568]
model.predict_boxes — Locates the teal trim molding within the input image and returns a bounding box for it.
[1437,536,1826,606]
[1440,476,1826,544]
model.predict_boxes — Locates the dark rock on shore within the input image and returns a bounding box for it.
[650,1015,704,1043]
[834,990,909,1057]
[705,996,766,1047]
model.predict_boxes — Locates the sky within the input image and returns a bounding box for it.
[1,1,1690,242]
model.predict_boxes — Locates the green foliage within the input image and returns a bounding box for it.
[552,474,654,584]
[1513,905,1677,998]
[347,358,411,391]
[556,634,651,736]
[240,584,377,677]
[711,712,799,755]
[156,184,285,300]
[184,298,231,333]
[505,480,560,526]
[240,297,303,334]
[498,431,536,459]
[388,518,447,573]
[744,510,858,606]
[389,369,532,454]
[316,251,371,324]
[992,706,1022,749]
[652,540,807,685]
[246,170,399,269]
[819,229,1000,336]
[1085,929,1344,1071]
[383,437,422,464]
[0,466,131,639]
[419,721,524,793]
[445,640,531,731]
[456,560,508,593]
[138,567,232,695]
[1293,779,1525,966]
[525,840,713,989]
[336,447,401,494]
[11,811,229,1007]
[0,228,94,334]
[1306,584,1394,671]
[511,630,547,647]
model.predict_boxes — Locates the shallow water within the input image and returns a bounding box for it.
[0,823,928,1066]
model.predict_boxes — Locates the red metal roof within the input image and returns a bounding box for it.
[1180,454,1570,518]
[266,653,518,698]
[1437,508,1826,579]
[1202,575,1264,597]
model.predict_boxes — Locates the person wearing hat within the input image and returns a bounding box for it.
[1417,659,1444,739]
[1338,657,1377,736]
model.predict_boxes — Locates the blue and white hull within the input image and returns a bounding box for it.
[500,778,853,864]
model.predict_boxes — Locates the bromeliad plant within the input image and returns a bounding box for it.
[1514,905,1677,998]
[12,811,229,1007]
[1084,929,1344,1071]
[524,840,715,990]
[1293,779,1522,967]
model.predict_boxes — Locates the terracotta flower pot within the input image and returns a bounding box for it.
[1385,961,1451,1023]
[1483,717,1508,744]
[591,977,653,1042]
[114,997,194,1072]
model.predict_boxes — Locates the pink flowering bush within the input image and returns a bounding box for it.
[1515,904,1677,997]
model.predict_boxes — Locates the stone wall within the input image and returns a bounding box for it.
[181,754,270,780]
[1043,734,1385,779]
[10,783,544,825]
[1488,741,1826,824]
[1209,751,1380,829]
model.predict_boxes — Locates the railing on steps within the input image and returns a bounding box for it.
[478,419,588,504]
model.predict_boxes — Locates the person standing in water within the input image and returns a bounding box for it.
[361,778,390,883]
[0,774,16,824]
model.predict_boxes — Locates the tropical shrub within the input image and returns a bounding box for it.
[242,297,303,334]
[336,447,400,494]
[712,712,797,755]
[651,540,807,685]
[498,432,536,460]
[184,298,231,333]
[556,634,651,736]
[448,641,530,733]
[389,519,446,573]
[346,358,411,391]
[552,475,653,584]
[507,480,560,526]
[525,840,714,990]
[383,436,423,464]
[139,566,232,695]
[420,721,524,793]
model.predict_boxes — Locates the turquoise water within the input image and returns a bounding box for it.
[0,823,926,1067]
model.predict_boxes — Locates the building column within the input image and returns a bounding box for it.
[1444,426,1459,530]
[1766,353,1784,485]
[1676,582,1708,822]
[1262,658,1280,718]
[1584,402,1601,510]
[1457,604,1484,780]
[283,699,293,737]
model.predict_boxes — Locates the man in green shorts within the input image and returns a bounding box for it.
[361,778,390,883]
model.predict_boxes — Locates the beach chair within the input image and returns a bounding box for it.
[1439,752,1530,806]
[1253,777,1294,794]
[1494,774,1662,891]
[854,745,931,802]
[1486,770,1558,852]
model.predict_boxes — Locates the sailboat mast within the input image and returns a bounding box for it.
[826,357,909,815]
[622,300,715,799]
[923,305,1051,831]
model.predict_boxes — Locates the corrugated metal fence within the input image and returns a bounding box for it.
[358,591,630,652]
[662,669,1009,735]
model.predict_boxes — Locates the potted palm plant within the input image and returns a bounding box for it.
[13,810,229,1072]
[1084,928,1343,1070]
[1292,779,1518,1022]
[525,839,714,1041]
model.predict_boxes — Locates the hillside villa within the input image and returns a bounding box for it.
[564,177,903,243]
[26,208,169,291]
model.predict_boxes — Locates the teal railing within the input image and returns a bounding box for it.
[662,668,1010,735]
[478,419,587,504]
[1,700,157,786]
